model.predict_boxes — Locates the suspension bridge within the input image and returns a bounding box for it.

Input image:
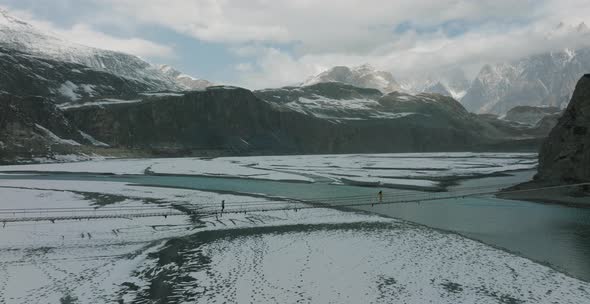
[1,182,588,225]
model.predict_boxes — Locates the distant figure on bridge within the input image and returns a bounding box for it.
[378,190,383,203]
[221,200,225,214]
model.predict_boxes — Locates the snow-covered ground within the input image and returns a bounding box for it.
[0,179,312,304]
[0,183,192,304]
[0,153,537,190]
[0,175,588,303]
[131,221,590,304]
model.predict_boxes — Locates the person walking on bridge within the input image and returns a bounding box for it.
[378,190,383,203]
[221,200,225,215]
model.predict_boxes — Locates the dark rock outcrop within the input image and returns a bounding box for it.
[65,87,528,155]
[65,87,330,155]
[536,75,590,182]
[0,93,86,162]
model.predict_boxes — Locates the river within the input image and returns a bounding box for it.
[1,169,589,281]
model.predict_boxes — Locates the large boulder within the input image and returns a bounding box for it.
[536,75,590,182]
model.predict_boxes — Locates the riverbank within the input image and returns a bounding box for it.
[498,180,590,208]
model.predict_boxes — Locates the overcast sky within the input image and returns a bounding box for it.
[1,0,590,88]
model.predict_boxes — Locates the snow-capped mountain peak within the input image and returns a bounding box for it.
[0,8,215,95]
[462,46,590,114]
[157,65,214,90]
[0,8,180,91]
[302,64,401,93]
[397,68,470,100]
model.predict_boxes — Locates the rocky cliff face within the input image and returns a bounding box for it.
[536,75,590,182]
[0,93,88,162]
[60,84,550,156]
[64,87,328,155]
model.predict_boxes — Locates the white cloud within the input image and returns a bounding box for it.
[4,0,590,88]
[235,62,253,72]
[232,21,590,89]
[84,0,590,88]
[58,24,175,59]
[3,5,174,60]
[101,0,539,50]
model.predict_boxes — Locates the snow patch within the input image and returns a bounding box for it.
[59,98,143,110]
[79,131,109,147]
[34,124,81,146]
[139,92,185,97]
[79,84,96,96]
[57,81,80,101]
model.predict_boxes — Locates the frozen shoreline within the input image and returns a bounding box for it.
[0,152,538,191]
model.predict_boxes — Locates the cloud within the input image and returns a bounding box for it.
[102,0,290,43]
[233,21,590,89]
[3,5,175,60]
[99,0,539,50]
[4,0,590,88]
[58,24,175,59]
[82,0,590,88]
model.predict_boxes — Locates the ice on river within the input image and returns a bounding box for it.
[0,152,537,190]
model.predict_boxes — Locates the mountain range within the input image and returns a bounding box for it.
[301,23,589,116]
[462,47,590,114]
[0,8,576,162]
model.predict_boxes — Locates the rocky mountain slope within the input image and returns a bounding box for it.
[0,9,184,91]
[258,82,475,122]
[255,83,548,150]
[255,83,384,120]
[302,64,401,93]
[499,75,590,205]
[462,47,590,114]
[536,74,590,183]
[0,9,215,92]
[1,82,556,162]
[53,83,551,156]
[503,106,562,125]
[0,46,152,103]
[0,93,88,163]
[400,68,470,100]
[158,65,215,90]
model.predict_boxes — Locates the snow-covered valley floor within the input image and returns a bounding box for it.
[1,154,588,303]
[132,222,590,304]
